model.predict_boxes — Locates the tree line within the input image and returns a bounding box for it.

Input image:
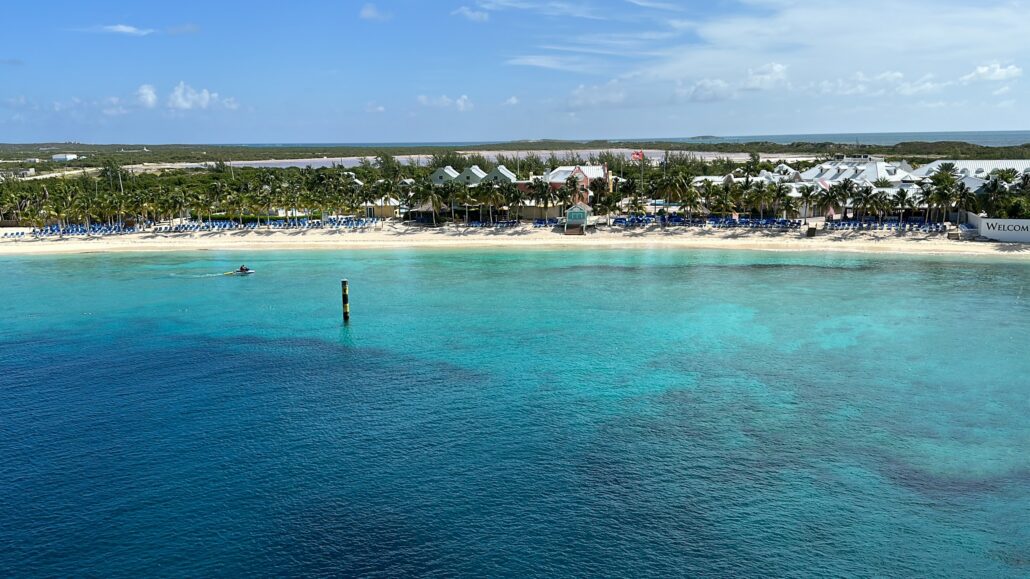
[3,157,1030,233]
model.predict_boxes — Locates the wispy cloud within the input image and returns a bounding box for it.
[475,0,603,20]
[96,24,155,36]
[366,102,386,113]
[960,62,1022,83]
[0,58,24,66]
[506,54,601,73]
[453,6,490,21]
[503,96,520,106]
[625,0,682,10]
[417,94,474,111]
[359,3,392,21]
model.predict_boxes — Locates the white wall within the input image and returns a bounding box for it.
[980,218,1030,242]
[964,211,982,228]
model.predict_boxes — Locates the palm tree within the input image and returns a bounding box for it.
[499,181,524,222]
[421,185,445,226]
[855,185,876,221]
[478,185,505,224]
[981,177,1007,217]
[557,175,580,217]
[816,186,837,222]
[835,178,857,220]
[455,184,478,225]
[797,184,815,224]
[917,182,934,224]
[530,177,554,222]
[893,189,914,225]
[951,182,976,224]
[746,181,770,219]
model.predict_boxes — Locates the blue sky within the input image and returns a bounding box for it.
[0,0,1027,143]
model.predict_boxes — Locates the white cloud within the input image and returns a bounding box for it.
[676,78,734,102]
[625,0,682,10]
[743,62,788,91]
[993,85,1011,96]
[99,24,154,36]
[474,0,602,19]
[366,102,386,113]
[506,54,598,73]
[359,3,391,21]
[960,62,1022,82]
[166,81,235,110]
[418,95,453,107]
[136,84,157,108]
[417,94,473,111]
[502,96,519,105]
[896,75,950,95]
[452,6,490,21]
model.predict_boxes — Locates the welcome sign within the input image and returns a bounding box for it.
[980,218,1030,242]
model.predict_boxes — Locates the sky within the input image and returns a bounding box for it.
[0,0,1027,143]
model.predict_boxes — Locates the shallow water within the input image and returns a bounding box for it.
[1,249,1027,577]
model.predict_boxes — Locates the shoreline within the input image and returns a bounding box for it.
[1,224,1027,258]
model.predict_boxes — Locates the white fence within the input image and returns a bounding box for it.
[980,217,1030,242]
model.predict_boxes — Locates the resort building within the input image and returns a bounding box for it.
[481,165,518,184]
[545,165,608,189]
[430,165,459,185]
[909,160,1030,179]
[455,165,487,186]
[361,196,401,219]
[799,157,917,188]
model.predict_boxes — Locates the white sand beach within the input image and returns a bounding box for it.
[1,223,1026,257]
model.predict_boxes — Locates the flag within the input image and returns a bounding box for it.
[631,150,644,161]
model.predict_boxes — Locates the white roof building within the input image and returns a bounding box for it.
[455,165,488,186]
[481,165,518,184]
[430,165,460,185]
[800,159,917,189]
[909,160,1030,179]
[545,165,608,185]
[51,153,78,162]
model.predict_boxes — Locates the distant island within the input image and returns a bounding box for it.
[3,134,1030,170]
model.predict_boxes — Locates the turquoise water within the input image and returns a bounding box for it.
[1,249,1027,577]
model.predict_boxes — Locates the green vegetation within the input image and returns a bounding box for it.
[3,152,1030,230]
[3,137,1030,173]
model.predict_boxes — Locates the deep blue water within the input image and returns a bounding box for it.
[661,130,1030,147]
[1,249,1028,577]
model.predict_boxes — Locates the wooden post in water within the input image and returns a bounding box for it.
[341,279,350,324]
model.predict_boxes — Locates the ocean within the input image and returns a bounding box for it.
[1,249,1027,577]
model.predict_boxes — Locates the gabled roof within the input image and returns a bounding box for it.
[910,159,1030,178]
[456,165,487,182]
[483,165,518,183]
[431,165,460,179]
[546,165,607,184]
